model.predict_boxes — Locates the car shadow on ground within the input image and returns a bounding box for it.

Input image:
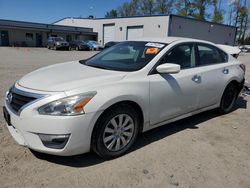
[31,96,247,168]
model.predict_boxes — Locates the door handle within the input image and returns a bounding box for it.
[223,68,229,74]
[192,75,201,83]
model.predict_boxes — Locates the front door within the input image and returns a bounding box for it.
[36,33,43,47]
[1,31,9,46]
[149,43,200,125]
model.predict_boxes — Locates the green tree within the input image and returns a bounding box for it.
[140,0,156,15]
[175,0,193,17]
[238,6,248,41]
[156,0,174,14]
[105,9,118,18]
[191,0,213,20]
[212,0,223,23]
[130,0,141,16]
[230,0,249,44]
[117,2,133,17]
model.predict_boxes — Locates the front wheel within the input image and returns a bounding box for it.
[218,84,238,114]
[91,104,139,159]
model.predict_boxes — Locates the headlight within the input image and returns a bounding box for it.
[38,92,96,116]
[56,42,60,45]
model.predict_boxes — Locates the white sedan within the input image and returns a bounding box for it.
[3,37,245,159]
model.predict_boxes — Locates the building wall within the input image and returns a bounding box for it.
[0,28,96,47]
[55,16,170,44]
[169,16,236,45]
[4,29,42,47]
[55,15,236,46]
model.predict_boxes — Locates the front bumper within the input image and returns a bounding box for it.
[4,101,102,156]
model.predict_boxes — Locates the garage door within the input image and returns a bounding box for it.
[127,26,144,40]
[103,24,115,45]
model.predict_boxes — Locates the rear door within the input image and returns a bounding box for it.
[194,43,229,109]
[149,43,201,125]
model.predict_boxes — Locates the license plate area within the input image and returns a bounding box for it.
[3,106,11,126]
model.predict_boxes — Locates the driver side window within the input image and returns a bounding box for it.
[159,43,196,69]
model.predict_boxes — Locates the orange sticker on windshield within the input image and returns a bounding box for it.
[146,48,158,55]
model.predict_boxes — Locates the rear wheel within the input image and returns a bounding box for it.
[91,104,139,159]
[218,84,238,114]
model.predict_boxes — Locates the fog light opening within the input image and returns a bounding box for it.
[38,134,70,149]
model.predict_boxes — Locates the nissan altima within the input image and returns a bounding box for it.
[3,37,245,159]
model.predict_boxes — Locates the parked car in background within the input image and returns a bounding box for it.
[104,41,120,49]
[69,40,90,51]
[86,40,104,50]
[3,37,245,159]
[47,37,69,50]
[239,45,250,52]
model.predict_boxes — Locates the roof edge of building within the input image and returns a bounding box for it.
[53,14,236,30]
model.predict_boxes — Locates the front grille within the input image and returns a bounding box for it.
[7,88,37,113]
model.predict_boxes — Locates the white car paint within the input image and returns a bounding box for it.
[217,44,241,56]
[4,37,245,156]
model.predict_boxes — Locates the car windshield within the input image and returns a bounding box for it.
[54,37,64,41]
[81,41,166,72]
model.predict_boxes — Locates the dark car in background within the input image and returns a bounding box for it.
[47,37,69,50]
[69,40,90,51]
[104,41,120,49]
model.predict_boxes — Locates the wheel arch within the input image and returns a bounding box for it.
[90,100,145,150]
[224,78,244,96]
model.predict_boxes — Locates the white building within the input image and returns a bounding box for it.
[54,15,237,46]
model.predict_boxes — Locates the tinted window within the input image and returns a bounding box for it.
[82,41,166,71]
[159,43,196,69]
[198,44,227,66]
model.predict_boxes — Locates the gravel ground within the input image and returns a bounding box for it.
[0,47,249,188]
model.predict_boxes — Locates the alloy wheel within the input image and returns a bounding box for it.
[102,114,135,152]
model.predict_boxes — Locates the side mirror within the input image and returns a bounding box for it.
[156,63,181,74]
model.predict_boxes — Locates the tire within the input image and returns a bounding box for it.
[91,104,139,159]
[218,83,238,114]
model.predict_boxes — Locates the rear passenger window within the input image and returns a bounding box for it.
[159,43,196,69]
[197,44,228,66]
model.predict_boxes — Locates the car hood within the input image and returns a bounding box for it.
[18,61,127,92]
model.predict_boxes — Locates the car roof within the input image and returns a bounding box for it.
[131,37,214,45]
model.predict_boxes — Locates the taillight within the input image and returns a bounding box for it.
[239,64,246,75]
